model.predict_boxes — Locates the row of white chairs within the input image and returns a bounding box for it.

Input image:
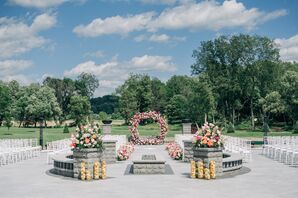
[0,139,41,167]
[223,136,252,162]
[46,139,72,164]
[46,139,71,151]
[262,136,298,166]
[0,138,38,148]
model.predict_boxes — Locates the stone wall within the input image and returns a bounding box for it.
[102,140,117,163]
[183,140,194,162]
[193,148,223,176]
[133,163,165,174]
[73,148,103,179]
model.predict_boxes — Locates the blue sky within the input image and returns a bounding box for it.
[0,0,297,96]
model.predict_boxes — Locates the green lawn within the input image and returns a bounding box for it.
[0,123,297,145]
[222,129,298,139]
[0,123,182,146]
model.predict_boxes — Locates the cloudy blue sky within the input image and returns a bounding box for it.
[0,0,297,96]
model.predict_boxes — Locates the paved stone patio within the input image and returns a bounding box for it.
[0,145,298,198]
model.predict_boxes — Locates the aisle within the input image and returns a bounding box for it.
[0,147,298,198]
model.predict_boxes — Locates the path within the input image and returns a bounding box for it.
[0,146,298,198]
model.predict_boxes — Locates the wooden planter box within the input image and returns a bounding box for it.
[193,147,223,176]
[73,148,103,179]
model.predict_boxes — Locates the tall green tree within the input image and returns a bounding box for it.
[43,77,76,119]
[117,74,154,123]
[68,95,91,125]
[0,83,12,126]
[165,94,188,124]
[280,70,298,125]
[191,34,280,127]
[26,86,62,125]
[76,73,99,99]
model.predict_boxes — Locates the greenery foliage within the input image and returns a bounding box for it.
[226,123,235,133]
[63,124,69,133]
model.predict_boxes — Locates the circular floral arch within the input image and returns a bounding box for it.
[129,111,168,145]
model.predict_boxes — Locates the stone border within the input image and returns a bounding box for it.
[183,140,243,173]
[51,140,117,178]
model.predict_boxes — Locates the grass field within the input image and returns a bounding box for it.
[0,122,297,145]
[0,123,182,146]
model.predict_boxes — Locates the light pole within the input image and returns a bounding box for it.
[39,117,44,149]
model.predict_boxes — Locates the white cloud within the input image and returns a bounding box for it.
[275,34,298,62]
[0,59,33,76]
[8,0,66,8]
[64,55,176,96]
[0,13,56,58]
[134,33,185,43]
[73,0,286,38]
[130,55,176,71]
[0,59,34,85]
[1,74,34,85]
[84,50,105,58]
[147,0,287,32]
[31,13,57,31]
[149,34,170,42]
[73,12,155,37]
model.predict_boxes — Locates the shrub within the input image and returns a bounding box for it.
[63,124,69,133]
[226,122,235,133]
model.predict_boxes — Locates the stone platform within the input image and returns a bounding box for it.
[132,154,166,174]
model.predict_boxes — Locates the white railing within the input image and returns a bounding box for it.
[0,138,41,167]
[223,136,252,162]
[262,136,298,166]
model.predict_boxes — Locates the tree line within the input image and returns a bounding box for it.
[0,34,297,132]
[116,34,298,131]
[0,73,99,128]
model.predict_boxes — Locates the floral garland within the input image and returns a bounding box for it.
[129,111,168,145]
[165,142,183,160]
[117,143,135,161]
[71,125,103,150]
[193,122,223,148]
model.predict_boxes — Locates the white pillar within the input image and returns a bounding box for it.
[182,123,192,134]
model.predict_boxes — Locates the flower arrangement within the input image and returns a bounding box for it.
[129,111,168,145]
[193,122,223,148]
[117,143,135,161]
[71,125,103,150]
[165,142,183,160]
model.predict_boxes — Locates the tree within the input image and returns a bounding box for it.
[26,86,62,125]
[68,95,91,125]
[14,84,39,127]
[280,70,298,125]
[117,74,154,123]
[43,77,76,119]
[76,73,99,99]
[188,78,216,124]
[98,111,108,120]
[150,78,167,113]
[90,95,119,114]
[0,83,12,126]
[165,95,188,124]
[191,34,280,128]
[166,75,193,99]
